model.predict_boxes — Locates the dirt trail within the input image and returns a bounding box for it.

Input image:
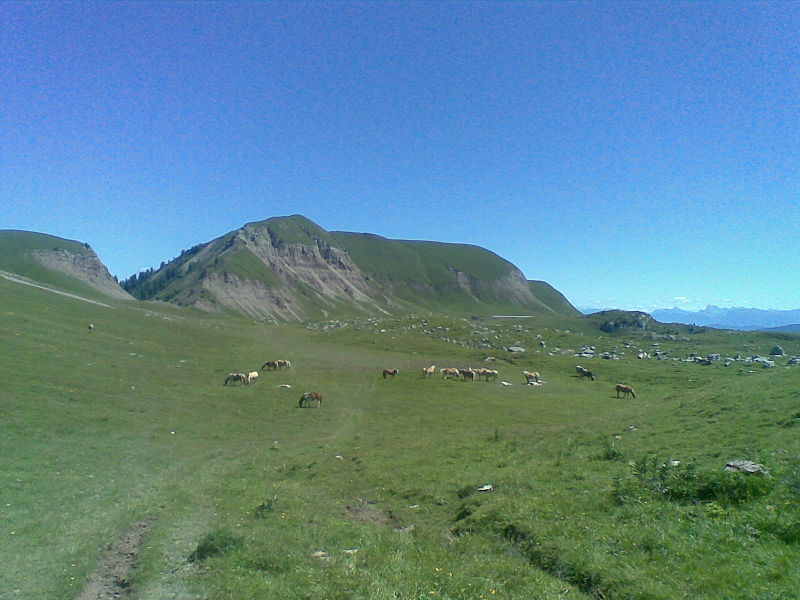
[0,270,113,308]
[75,516,155,600]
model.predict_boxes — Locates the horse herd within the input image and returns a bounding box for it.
[409,364,636,396]
[225,357,637,409]
[224,359,292,386]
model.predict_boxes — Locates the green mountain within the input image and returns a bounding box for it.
[121,215,580,321]
[0,230,132,300]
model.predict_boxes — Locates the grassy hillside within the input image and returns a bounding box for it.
[332,233,516,282]
[333,232,570,316]
[528,280,580,317]
[0,229,111,300]
[2,275,798,599]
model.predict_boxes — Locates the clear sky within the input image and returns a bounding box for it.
[2,1,798,311]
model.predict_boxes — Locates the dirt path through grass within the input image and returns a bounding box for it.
[75,515,156,600]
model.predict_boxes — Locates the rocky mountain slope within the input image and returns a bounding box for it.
[0,230,132,300]
[122,215,579,321]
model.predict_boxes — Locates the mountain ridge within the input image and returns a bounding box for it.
[119,215,580,321]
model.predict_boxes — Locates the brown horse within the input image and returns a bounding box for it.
[576,366,595,381]
[383,368,399,379]
[262,360,279,371]
[299,391,323,408]
[615,384,636,398]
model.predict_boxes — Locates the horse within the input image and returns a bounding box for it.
[459,368,475,382]
[246,371,259,385]
[422,365,437,378]
[383,368,399,379]
[481,368,498,381]
[277,360,292,370]
[262,360,279,371]
[299,391,323,408]
[440,367,460,380]
[576,366,595,381]
[615,384,636,398]
[523,370,541,384]
[224,372,247,386]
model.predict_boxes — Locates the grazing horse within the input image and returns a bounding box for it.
[480,368,498,381]
[523,370,541,384]
[277,359,292,370]
[459,368,475,382]
[246,371,259,385]
[615,384,636,398]
[299,391,323,408]
[576,366,595,381]
[440,367,460,380]
[224,372,247,386]
[383,368,399,379]
[422,365,437,378]
[262,360,279,371]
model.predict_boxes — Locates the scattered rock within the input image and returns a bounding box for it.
[725,460,769,475]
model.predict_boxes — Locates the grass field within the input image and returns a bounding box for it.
[1,276,798,599]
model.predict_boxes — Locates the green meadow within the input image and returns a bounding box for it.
[1,277,799,599]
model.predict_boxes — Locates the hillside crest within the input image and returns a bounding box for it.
[0,230,132,300]
[122,215,579,321]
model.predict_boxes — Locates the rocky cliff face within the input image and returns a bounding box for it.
[33,248,133,300]
[238,224,383,307]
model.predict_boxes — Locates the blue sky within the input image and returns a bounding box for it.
[2,1,798,311]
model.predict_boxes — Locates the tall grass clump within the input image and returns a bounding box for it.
[188,529,243,563]
[613,457,773,505]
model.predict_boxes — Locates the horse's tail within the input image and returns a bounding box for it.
[630,388,636,398]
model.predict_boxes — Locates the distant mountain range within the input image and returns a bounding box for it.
[651,306,800,331]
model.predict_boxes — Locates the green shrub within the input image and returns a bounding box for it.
[613,457,773,505]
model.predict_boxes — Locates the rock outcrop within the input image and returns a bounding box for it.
[33,248,133,300]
